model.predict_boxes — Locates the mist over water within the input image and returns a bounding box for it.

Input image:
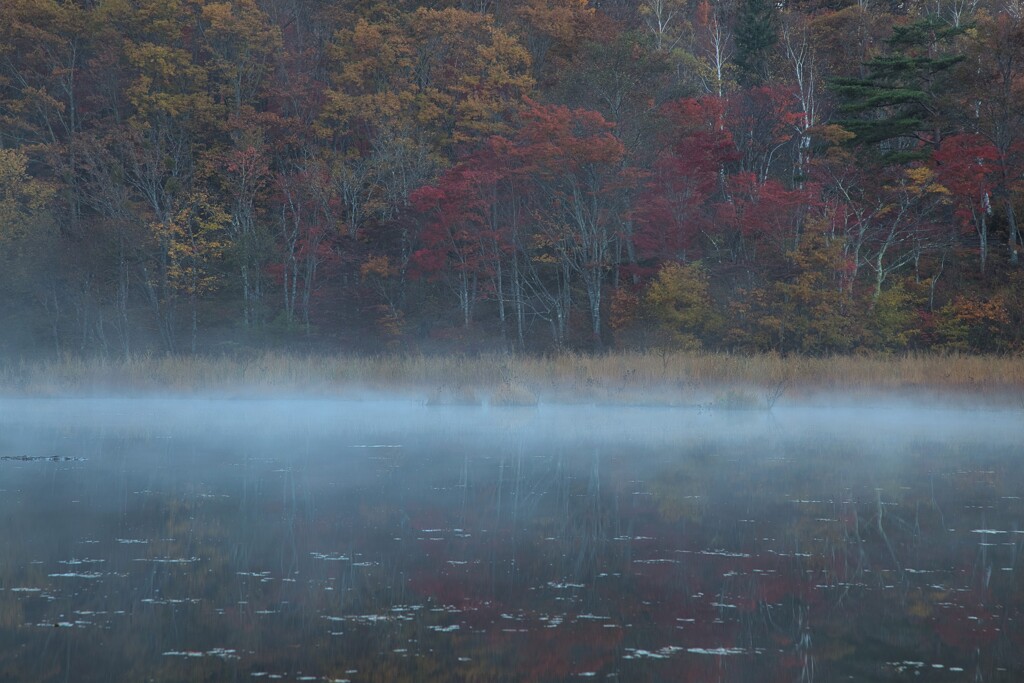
[1,398,1023,681]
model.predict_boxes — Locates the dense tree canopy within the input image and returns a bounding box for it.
[1,0,1022,355]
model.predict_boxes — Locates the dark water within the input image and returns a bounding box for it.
[1,398,1023,682]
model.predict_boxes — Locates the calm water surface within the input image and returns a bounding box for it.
[1,398,1023,682]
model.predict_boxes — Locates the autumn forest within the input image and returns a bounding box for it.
[2,0,1023,357]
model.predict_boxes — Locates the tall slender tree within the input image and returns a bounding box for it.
[733,0,778,85]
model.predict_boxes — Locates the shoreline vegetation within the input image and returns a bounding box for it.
[3,5,1024,364]
[0,352,1022,409]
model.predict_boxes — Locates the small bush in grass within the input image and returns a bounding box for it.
[713,389,762,410]
[490,383,539,407]
[425,384,481,406]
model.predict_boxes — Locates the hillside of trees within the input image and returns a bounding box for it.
[1,0,1023,356]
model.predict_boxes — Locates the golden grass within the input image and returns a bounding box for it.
[0,351,1022,405]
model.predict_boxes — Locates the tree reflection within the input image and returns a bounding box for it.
[0,424,1021,680]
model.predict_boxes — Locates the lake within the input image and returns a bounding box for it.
[1,398,1022,682]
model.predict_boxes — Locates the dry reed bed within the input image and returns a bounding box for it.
[0,352,1021,405]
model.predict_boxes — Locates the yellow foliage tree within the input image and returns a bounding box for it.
[163,192,229,352]
[869,277,927,351]
[642,261,719,350]
[321,7,533,234]
[773,230,861,353]
[0,148,53,241]
[199,0,282,115]
[935,293,1011,352]
[725,228,861,353]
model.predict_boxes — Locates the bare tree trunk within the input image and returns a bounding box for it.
[117,233,131,358]
[512,254,525,349]
[1007,199,1020,265]
[974,200,989,275]
[494,258,507,343]
[191,299,198,354]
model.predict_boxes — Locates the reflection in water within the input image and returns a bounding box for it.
[0,399,1022,682]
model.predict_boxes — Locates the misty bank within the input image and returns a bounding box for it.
[0,352,1022,408]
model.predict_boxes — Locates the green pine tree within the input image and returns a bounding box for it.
[734,0,779,85]
[830,17,967,163]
